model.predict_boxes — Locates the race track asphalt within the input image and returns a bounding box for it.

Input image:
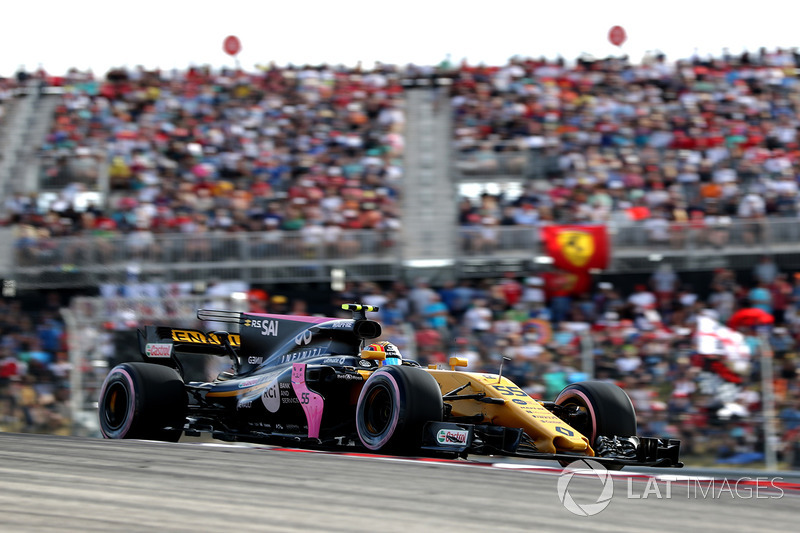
[0,433,796,532]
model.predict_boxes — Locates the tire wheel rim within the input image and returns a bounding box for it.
[562,400,591,439]
[363,385,393,437]
[103,381,129,431]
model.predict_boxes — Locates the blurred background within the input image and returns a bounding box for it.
[2,6,800,470]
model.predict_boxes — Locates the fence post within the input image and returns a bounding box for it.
[579,328,595,380]
[758,329,778,470]
[59,307,84,436]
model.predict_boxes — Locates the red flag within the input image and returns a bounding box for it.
[626,206,650,221]
[540,270,592,296]
[540,225,609,272]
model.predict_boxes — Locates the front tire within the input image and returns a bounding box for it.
[555,381,637,470]
[356,366,443,454]
[99,362,187,442]
[554,380,637,443]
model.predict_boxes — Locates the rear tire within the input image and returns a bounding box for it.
[356,366,443,454]
[99,362,187,442]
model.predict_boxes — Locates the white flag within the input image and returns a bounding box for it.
[694,315,751,370]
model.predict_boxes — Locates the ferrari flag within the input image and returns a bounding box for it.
[540,270,592,296]
[540,225,609,272]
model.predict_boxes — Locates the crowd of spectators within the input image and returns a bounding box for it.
[0,293,71,435]
[5,63,406,259]
[452,49,800,238]
[3,48,800,466]
[2,47,800,256]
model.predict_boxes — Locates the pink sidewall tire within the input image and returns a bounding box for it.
[356,365,443,454]
[99,362,187,442]
[555,380,637,469]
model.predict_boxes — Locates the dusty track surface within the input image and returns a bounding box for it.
[0,433,796,532]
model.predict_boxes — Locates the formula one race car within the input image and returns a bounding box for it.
[98,304,682,469]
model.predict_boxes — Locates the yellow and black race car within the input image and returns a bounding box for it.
[98,304,682,469]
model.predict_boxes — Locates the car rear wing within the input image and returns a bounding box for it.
[138,325,241,375]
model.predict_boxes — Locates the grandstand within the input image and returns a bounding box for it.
[3,57,800,290]
[2,50,800,468]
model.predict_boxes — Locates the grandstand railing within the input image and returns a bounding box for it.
[8,216,800,287]
[453,143,790,186]
[9,228,404,287]
[607,216,800,272]
[13,227,400,264]
[454,144,558,181]
[38,152,104,191]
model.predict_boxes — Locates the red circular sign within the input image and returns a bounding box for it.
[223,35,241,56]
[608,26,626,47]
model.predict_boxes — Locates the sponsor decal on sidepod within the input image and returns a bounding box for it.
[262,381,280,413]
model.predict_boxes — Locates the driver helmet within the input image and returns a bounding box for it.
[367,341,403,366]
